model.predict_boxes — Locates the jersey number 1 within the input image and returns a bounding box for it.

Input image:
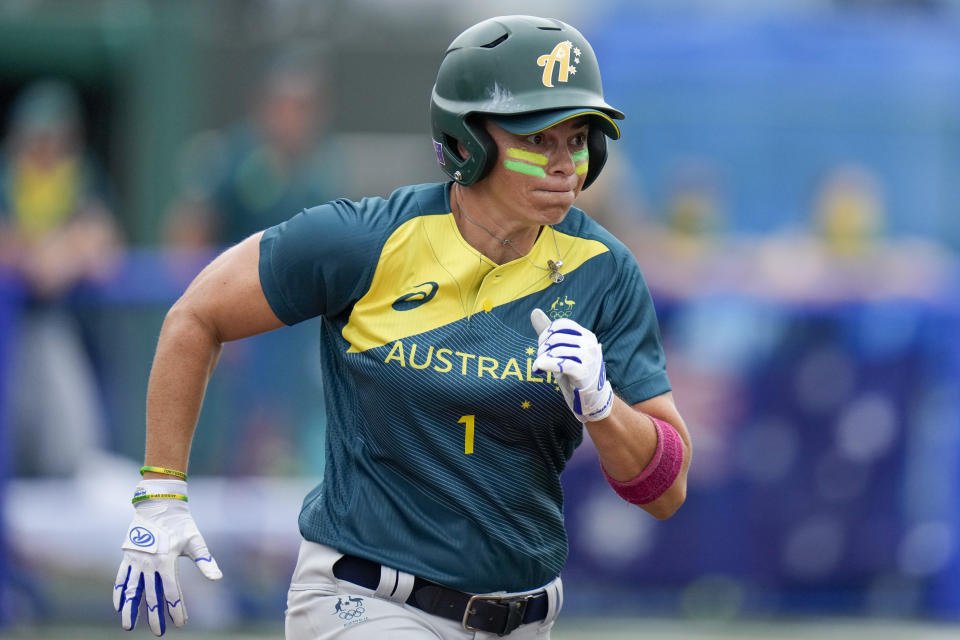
[459,415,475,455]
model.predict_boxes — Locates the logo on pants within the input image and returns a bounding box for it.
[333,596,368,627]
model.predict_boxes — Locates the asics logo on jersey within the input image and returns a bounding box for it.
[392,282,439,311]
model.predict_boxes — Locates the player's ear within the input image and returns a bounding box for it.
[456,139,470,159]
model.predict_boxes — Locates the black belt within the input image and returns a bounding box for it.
[332,554,549,636]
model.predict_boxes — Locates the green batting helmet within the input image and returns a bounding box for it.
[430,15,624,189]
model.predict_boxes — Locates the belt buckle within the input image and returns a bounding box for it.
[462,593,533,636]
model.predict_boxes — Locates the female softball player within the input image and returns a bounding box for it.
[114,15,691,638]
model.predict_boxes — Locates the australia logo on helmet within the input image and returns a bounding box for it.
[538,40,582,88]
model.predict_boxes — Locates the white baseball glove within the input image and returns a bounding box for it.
[114,479,222,636]
[531,308,614,422]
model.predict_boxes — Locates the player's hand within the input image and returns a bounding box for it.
[531,308,614,422]
[114,479,222,636]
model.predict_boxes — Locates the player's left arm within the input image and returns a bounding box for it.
[584,392,690,520]
[531,309,690,520]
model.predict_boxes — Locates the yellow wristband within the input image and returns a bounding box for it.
[132,492,189,505]
[140,465,187,481]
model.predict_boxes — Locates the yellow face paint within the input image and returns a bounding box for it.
[506,148,548,165]
[502,147,588,178]
[573,149,589,176]
[504,147,548,178]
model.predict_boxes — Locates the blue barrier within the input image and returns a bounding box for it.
[0,269,25,626]
[561,295,960,619]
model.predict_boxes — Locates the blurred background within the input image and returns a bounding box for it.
[2,0,960,638]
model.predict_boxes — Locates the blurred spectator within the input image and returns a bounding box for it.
[755,162,954,301]
[0,78,124,476]
[625,157,745,298]
[164,48,341,248]
[655,157,729,265]
[812,163,884,257]
[163,49,339,476]
[623,158,955,303]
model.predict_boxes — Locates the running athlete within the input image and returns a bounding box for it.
[114,15,692,639]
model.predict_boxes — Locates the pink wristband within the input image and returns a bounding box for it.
[602,416,684,505]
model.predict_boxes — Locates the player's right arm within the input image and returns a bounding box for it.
[115,231,285,636]
[144,231,284,474]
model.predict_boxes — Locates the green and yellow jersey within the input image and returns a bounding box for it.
[259,182,669,593]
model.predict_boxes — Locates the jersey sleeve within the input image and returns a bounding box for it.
[595,253,671,405]
[258,198,385,325]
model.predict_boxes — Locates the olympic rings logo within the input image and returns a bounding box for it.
[333,596,366,620]
[338,606,365,620]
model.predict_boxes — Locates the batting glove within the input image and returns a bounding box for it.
[114,479,222,636]
[531,308,614,422]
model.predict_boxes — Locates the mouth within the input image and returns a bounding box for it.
[534,181,577,193]
[533,186,577,200]
[536,176,579,192]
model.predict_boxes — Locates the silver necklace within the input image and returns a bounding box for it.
[455,188,565,283]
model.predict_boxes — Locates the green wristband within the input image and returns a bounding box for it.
[140,465,187,481]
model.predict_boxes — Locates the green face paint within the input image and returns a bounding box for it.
[573,149,589,176]
[504,148,549,177]
[504,160,547,178]
[502,147,588,178]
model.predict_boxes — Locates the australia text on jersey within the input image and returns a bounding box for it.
[381,339,555,383]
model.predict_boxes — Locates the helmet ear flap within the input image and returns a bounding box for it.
[582,127,608,190]
[467,117,499,184]
[445,117,499,185]
[439,132,471,181]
